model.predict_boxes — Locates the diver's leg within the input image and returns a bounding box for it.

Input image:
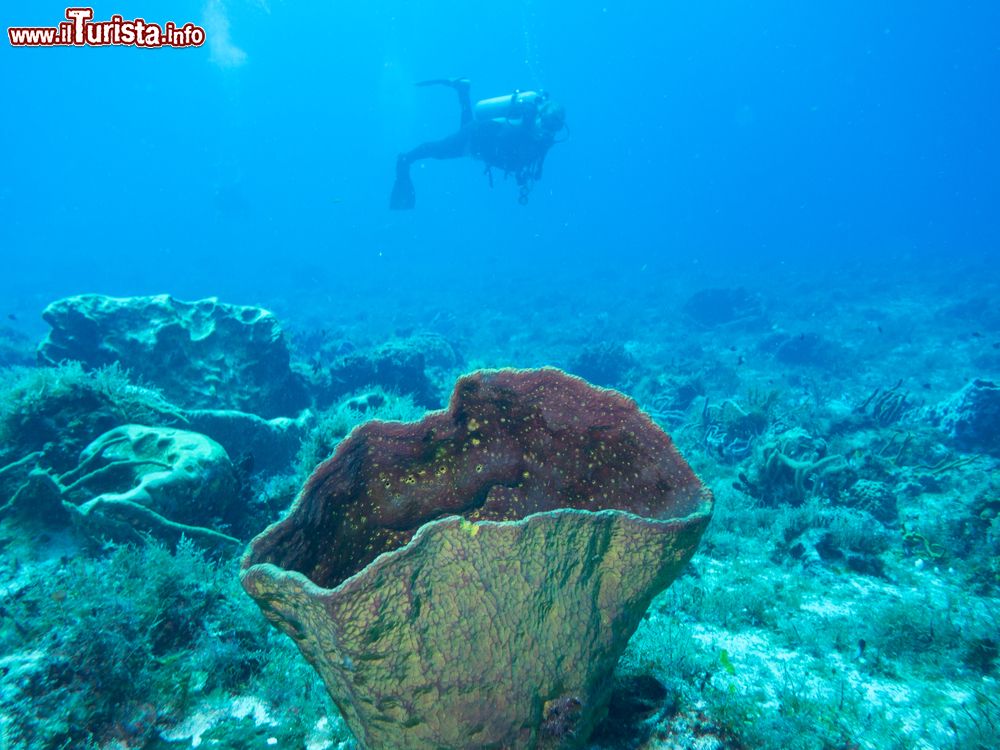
[401,129,471,164]
[391,129,471,210]
[415,78,473,126]
[455,80,473,126]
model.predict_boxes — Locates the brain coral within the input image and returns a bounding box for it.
[241,368,713,749]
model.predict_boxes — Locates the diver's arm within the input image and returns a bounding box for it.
[519,98,540,131]
[532,139,553,180]
[533,150,547,180]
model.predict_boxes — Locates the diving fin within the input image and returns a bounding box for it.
[415,77,471,91]
[390,157,415,210]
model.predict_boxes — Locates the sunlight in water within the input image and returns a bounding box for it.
[203,0,248,68]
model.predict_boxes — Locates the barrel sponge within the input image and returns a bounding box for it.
[240,368,713,750]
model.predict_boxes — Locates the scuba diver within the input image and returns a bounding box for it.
[390,78,566,210]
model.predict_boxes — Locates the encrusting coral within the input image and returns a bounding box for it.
[1,424,240,549]
[736,427,852,505]
[241,367,713,750]
[38,294,309,418]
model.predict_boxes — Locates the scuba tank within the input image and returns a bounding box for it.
[473,90,548,123]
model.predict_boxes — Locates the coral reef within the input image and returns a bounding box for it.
[853,380,915,427]
[0,362,184,474]
[735,427,853,506]
[294,386,426,476]
[696,390,784,464]
[4,266,1000,750]
[38,294,309,418]
[682,287,766,329]
[1,424,240,549]
[182,408,311,475]
[241,368,712,749]
[568,341,637,389]
[843,478,898,523]
[931,378,1000,456]
[760,331,850,370]
[317,338,442,409]
[779,503,891,577]
[65,424,239,545]
[0,539,342,750]
[0,324,32,367]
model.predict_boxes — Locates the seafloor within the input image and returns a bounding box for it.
[0,254,997,750]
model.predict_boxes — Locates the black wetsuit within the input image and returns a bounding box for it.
[401,85,553,188]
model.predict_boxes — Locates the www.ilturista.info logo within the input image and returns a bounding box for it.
[8,7,206,48]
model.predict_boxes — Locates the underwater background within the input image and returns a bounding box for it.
[1,1,999,749]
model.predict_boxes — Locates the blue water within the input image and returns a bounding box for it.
[3,1,997,317]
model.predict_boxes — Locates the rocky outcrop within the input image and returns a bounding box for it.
[930,379,1000,456]
[39,294,308,418]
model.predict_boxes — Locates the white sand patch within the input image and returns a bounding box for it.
[799,596,854,618]
[158,694,348,748]
[230,695,272,724]
[690,624,811,705]
[159,695,275,746]
[307,715,350,750]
